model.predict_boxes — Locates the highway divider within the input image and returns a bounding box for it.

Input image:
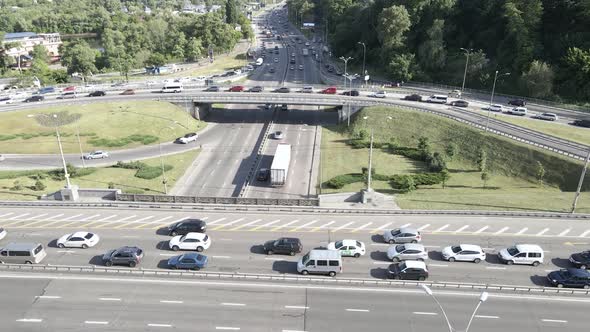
[0,263,587,296]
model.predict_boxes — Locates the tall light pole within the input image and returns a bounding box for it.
[421,285,489,332]
[339,56,353,86]
[357,42,366,86]
[460,48,473,93]
[362,116,392,192]
[158,123,179,195]
[485,70,510,131]
[571,149,590,213]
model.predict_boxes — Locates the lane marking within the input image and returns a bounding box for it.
[370,243,389,247]
[81,215,118,228]
[417,224,431,231]
[486,267,506,270]
[213,218,245,230]
[160,300,183,304]
[494,227,509,235]
[0,212,14,218]
[21,218,57,228]
[285,306,309,309]
[371,222,393,233]
[310,221,334,232]
[212,256,231,259]
[57,250,76,253]
[230,219,262,231]
[429,264,449,267]
[16,318,42,322]
[99,298,121,301]
[283,330,308,332]
[580,230,590,238]
[434,224,450,232]
[79,214,100,222]
[95,215,137,228]
[474,226,489,234]
[271,220,300,231]
[221,302,245,306]
[36,295,61,299]
[7,213,31,220]
[290,220,319,232]
[536,228,550,236]
[423,245,440,249]
[24,213,48,220]
[558,229,571,237]
[351,222,373,233]
[113,216,154,229]
[85,321,108,325]
[454,225,470,233]
[159,253,176,257]
[148,323,172,327]
[515,227,528,235]
[413,312,437,316]
[60,214,83,221]
[216,327,240,331]
[251,219,281,231]
[475,315,499,319]
[372,261,390,265]
[345,308,369,312]
[133,216,172,229]
[208,218,227,225]
[332,222,355,232]
[151,217,187,230]
[97,215,118,222]
[400,223,412,228]
[32,218,70,228]
[541,319,567,323]
[264,257,283,261]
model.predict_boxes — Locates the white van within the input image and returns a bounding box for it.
[507,107,527,116]
[427,95,448,104]
[297,249,342,277]
[498,244,544,266]
[161,83,183,93]
[0,242,47,264]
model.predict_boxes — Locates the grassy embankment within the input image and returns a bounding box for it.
[320,106,590,212]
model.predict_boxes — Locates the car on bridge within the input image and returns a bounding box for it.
[229,85,245,92]
[83,150,109,159]
[441,244,486,263]
[300,86,313,93]
[24,95,44,102]
[274,87,291,93]
[88,90,106,97]
[264,237,302,255]
[167,219,207,236]
[547,268,590,288]
[169,233,211,252]
[120,89,135,95]
[167,253,208,270]
[388,261,429,280]
[320,87,337,94]
[449,100,469,107]
[508,99,527,107]
[248,86,264,92]
[535,112,558,121]
[569,250,590,269]
[369,91,387,98]
[488,104,503,112]
[342,90,359,96]
[327,239,366,258]
[387,243,428,262]
[204,86,220,92]
[507,107,527,116]
[103,246,144,267]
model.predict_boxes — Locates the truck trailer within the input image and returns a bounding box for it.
[270,144,291,186]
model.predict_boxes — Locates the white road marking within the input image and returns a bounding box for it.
[370,243,389,247]
[311,221,334,231]
[24,213,48,220]
[40,213,65,221]
[423,245,440,248]
[212,256,231,259]
[96,215,137,228]
[290,220,319,231]
[372,261,390,265]
[486,267,506,270]
[57,250,76,253]
[346,309,369,312]
[8,213,30,220]
[580,230,590,237]
[541,319,567,323]
[85,321,109,325]
[558,229,571,236]
[536,228,550,236]
[0,212,14,218]
[332,222,355,232]
[352,222,373,232]
[285,306,309,309]
[413,312,437,315]
[97,215,118,222]
[264,257,283,261]
[160,300,183,304]
[159,253,176,257]
[272,219,300,231]
[79,214,100,222]
[434,224,450,232]
[474,226,489,234]
[60,214,83,221]
[36,295,61,299]
[475,315,499,319]
[494,227,509,235]
[515,227,528,235]
[400,223,412,228]
[16,318,43,323]
[429,264,449,267]
[214,218,245,229]
[221,302,245,306]
[231,219,261,230]
[99,298,121,301]
[252,219,281,230]
[282,330,308,332]
[373,222,393,232]
[216,327,240,331]
[148,323,172,327]
[417,224,431,231]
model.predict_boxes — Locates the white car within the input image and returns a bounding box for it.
[169,232,211,252]
[178,133,198,144]
[386,243,428,262]
[370,91,387,98]
[507,107,527,116]
[57,231,100,249]
[83,151,109,159]
[537,112,558,121]
[274,58,279,63]
[327,239,366,258]
[441,244,486,263]
[0,97,14,105]
[0,227,6,241]
[489,104,503,112]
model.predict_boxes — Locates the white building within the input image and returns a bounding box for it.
[2,32,63,58]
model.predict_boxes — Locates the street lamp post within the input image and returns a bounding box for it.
[357,42,366,86]
[30,114,72,188]
[485,70,510,131]
[339,56,353,86]
[460,48,473,93]
[361,116,392,192]
[158,123,180,195]
[421,285,489,332]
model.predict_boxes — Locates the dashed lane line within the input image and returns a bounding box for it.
[148,323,172,327]
[434,224,450,232]
[230,219,262,231]
[207,218,227,225]
[133,216,172,229]
[213,218,245,230]
[332,222,355,232]
[160,300,183,304]
[78,214,101,222]
[475,315,499,319]
[113,216,154,229]
[417,224,431,231]
[536,228,550,236]
[345,309,369,312]
[494,227,509,235]
[413,312,437,316]
[36,295,61,299]
[310,221,334,232]
[85,321,109,325]
[351,222,373,233]
[580,230,590,238]
[558,229,571,237]
[285,306,309,309]
[515,227,528,235]
[99,298,121,301]
[221,303,245,306]
[95,215,137,228]
[454,225,470,233]
[474,226,489,234]
[541,319,567,323]
[16,318,43,323]
[290,220,319,232]
[216,327,240,331]
[24,213,48,220]
[371,222,393,233]
[271,220,300,232]
[250,219,281,231]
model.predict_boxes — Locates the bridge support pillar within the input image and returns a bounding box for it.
[338,106,363,124]
[193,103,212,120]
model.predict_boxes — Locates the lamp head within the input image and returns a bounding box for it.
[480,292,489,302]
[420,284,433,296]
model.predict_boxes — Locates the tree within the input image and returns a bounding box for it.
[185,37,204,62]
[30,44,49,64]
[33,180,46,191]
[377,5,411,50]
[535,161,546,185]
[417,19,447,71]
[476,149,487,172]
[226,0,239,24]
[445,143,457,160]
[396,175,416,193]
[481,171,490,188]
[556,47,590,100]
[440,169,451,189]
[387,53,415,81]
[60,41,97,79]
[146,53,166,67]
[520,60,554,98]
[417,136,431,160]
[428,152,447,172]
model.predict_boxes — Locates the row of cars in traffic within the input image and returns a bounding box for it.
[1,222,590,287]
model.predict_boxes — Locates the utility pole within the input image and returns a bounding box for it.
[357,42,366,87]
[339,56,353,86]
[571,150,590,213]
[485,70,510,132]
[460,48,473,92]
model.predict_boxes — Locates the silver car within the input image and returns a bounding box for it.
[383,227,422,244]
[441,244,486,263]
[387,243,428,262]
[83,150,109,160]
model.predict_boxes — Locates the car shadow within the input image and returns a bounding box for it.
[485,254,504,265]
[370,251,389,262]
[371,234,384,243]
[157,259,171,269]
[156,241,170,250]
[428,251,445,261]
[530,275,551,287]
[250,245,266,255]
[88,255,104,266]
[551,258,571,268]
[370,267,389,279]
[271,260,298,274]
[155,228,170,236]
[47,239,58,248]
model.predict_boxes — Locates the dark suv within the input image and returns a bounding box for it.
[342,90,359,96]
[103,246,144,267]
[167,219,207,236]
[572,119,590,128]
[257,168,270,181]
[547,268,590,288]
[508,99,526,107]
[387,261,429,280]
[570,251,590,269]
[263,237,302,255]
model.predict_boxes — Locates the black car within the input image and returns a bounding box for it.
[204,86,220,92]
[103,246,144,267]
[88,90,106,97]
[572,119,590,128]
[24,95,44,102]
[269,67,276,73]
[342,90,359,96]
[450,100,469,107]
[547,268,590,288]
[274,87,290,93]
[508,99,526,107]
[404,94,422,102]
[257,168,270,181]
[387,261,429,281]
[249,86,264,92]
[570,251,590,269]
[167,219,207,236]
[263,237,302,255]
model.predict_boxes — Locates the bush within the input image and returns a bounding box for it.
[11,180,23,191]
[324,174,364,189]
[372,173,390,181]
[348,139,370,149]
[390,175,416,193]
[135,165,173,180]
[392,147,423,160]
[33,180,46,191]
[28,172,48,181]
[108,182,115,189]
[75,167,96,177]
[0,134,17,141]
[412,173,444,186]
[427,152,447,172]
[88,135,159,147]
[113,161,147,170]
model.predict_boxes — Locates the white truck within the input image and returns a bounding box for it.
[302,48,309,56]
[270,144,291,186]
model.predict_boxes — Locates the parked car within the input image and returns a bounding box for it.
[569,250,590,269]
[383,227,422,244]
[263,237,302,255]
[229,85,245,92]
[327,239,366,258]
[0,227,6,241]
[441,244,486,263]
[273,131,284,139]
[508,99,526,107]
[274,87,291,93]
[388,261,429,280]
[204,86,220,92]
[167,253,208,270]
[24,95,44,102]
[249,86,264,92]
[57,231,100,249]
[169,232,211,252]
[387,243,428,262]
[120,89,135,95]
[497,244,544,266]
[167,219,207,236]
[320,87,337,94]
[536,112,558,121]
[547,268,590,288]
[342,90,359,96]
[572,119,590,128]
[450,100,469,107]
[489,104,503,112]
[103,246,143,267]
[257,168,270,181]
[83,151,109,160]
[177,133,198,144]
[369,91,387,98]
[507,107,527,116]
[290,65,295,70]
[88,90,106,97]
[299,65,304,71]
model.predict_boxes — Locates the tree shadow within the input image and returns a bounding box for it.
[271,260,298,274]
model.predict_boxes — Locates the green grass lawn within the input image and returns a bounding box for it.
[180,53,248,77]
[0,101,205,154]
[0,149,199,200]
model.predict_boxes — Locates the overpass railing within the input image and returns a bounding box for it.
[115,193,319,206]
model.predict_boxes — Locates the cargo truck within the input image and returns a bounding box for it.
[270,144,291,186]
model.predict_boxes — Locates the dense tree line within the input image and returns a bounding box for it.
[290,0,590,102]
[0,0,253,82]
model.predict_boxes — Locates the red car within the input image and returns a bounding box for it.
[120,89,135,95]
[229,85,245,92]
[320,87,337,94]
[63,86,76,92]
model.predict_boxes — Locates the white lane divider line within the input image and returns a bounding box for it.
[114,215,155,229]
[400,223,412,228]
[284,306,309,309]
[429,264,449,267]
[475,315,499,319]
[271,220,300,231]
[536,228,550,236]
[213,218,245,230]
[290,220,319,232]
[0,212,14,218]
[558,228,571,237]
[159,253,176,257]
[22,218,56,227]
[8,213,31,220]
[515,227,528,235]
[486,267,506,270]
[85,321,109,325]
[79,214,100,222]
[221,302,245,306]
[160,300,183,304]
[99,298,121,301]
[332,222,355,232]
[95,215,137,228]
[212,256,231,259]
[97,215,118,222]
[24,213,48,220]
[474,226,489,234]
[264,257,283,261]
[371,222,393,233]
[251,219,281,231]
[60,213,84,221]
[351,222,373,233]
[434,224,450,232]
[282,330,308,332]
[216,327,240,331]
[208,218,227,225]
[231,219,262,231]
[133,216,172,229]
[148,323,172,327]
[345,309,369,312]
[580,230,590,238]
[494,227,509,235]
[454,225,470,233]
[413,312,437,316]
[311,221,335,232]
[417,224,431,231]
[541,319,567,323]
[372,261,391,265]
[36,295,61,299]
[16,318,43,323]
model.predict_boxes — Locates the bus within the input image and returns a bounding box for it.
[161,83,183,93]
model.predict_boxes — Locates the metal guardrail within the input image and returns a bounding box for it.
[0,263,588,296]
[115,193,319,206]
